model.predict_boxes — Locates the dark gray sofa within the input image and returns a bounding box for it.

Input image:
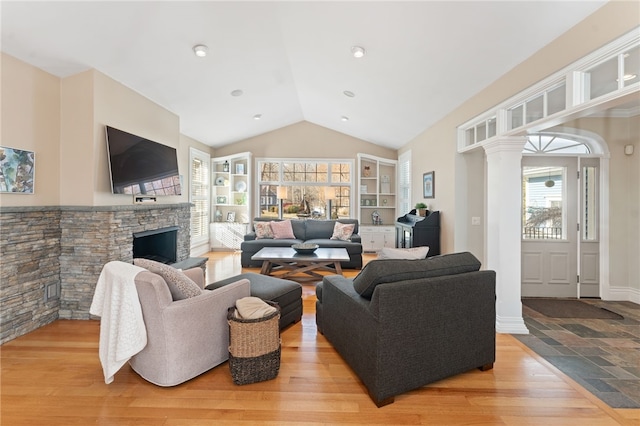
[315,252,496,406]
[240,218,363,269]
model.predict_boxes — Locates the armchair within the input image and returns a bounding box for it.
[129,267,250,386]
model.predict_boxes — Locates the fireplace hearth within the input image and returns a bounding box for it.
[133,226,179,264]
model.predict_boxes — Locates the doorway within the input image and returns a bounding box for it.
[521,153,600,298]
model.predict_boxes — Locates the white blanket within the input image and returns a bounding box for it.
[90,261,147,384]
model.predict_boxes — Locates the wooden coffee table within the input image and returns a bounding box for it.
[251,247,350,281]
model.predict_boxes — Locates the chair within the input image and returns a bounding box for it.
[129,267,250,386]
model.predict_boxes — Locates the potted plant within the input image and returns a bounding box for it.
[415,202,428,217]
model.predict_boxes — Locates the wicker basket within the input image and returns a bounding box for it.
[227,301,281,385]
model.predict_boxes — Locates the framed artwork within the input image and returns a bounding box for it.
[0,146,35,194]
[235,164,245,174]
[423,171,434,199]
[226,211,236,222]
[216,196,227,204]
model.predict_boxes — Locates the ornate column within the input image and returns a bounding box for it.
[483,138,529,334]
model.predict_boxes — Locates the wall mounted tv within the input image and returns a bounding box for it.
[105,126,182,195]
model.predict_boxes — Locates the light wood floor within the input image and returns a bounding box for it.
[1,252,638,425]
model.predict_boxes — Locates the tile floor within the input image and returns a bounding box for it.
[514,299,640,408]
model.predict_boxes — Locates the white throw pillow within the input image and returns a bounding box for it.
[330,222,355,241]
[377,246,430,260]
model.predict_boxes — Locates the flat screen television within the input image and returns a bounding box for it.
[105,126,182,195]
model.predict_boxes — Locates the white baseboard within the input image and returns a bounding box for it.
[604,286,640,304]
[496,315,530,334]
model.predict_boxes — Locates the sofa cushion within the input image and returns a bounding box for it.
[352,252,481,299]
[331,222,355,241]
[305,219,336,240]
[254,222,274,239]
[377,246,429,260]
[271,220,296,239]
[133,258,202,300]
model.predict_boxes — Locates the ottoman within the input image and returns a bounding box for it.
[205,273,302,330]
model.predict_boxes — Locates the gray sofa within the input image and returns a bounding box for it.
[240,218,363,269]
[315,252,496,406]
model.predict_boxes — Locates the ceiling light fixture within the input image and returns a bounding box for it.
[351,46,365,58]
[343,90,355,98]
[193,44,208,57]
[341,116,349,122]
[253,114,262,120]
[231,89,243,97]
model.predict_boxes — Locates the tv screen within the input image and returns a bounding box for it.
[105,126,182,195]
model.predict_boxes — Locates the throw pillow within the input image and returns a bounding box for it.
[330,222,355,241]
[133,258,202,301]
[352,252,482,299]
[254,221,274,239]
[377,246,429,260]
[270,220,296,239]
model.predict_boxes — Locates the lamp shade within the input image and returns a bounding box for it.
[277,187,287,199]
[324,187,335,200]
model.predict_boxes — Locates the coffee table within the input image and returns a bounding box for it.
[251,247,350,281]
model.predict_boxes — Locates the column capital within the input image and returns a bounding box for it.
[483,137,527,156]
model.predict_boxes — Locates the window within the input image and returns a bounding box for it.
[257,159,353,219]
[398,151,411,215]
[523,134,590,155]
[522,166,565,240]
[582,165,598,241]
[189,148,210,249]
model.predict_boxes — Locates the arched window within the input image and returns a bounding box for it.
[523,134,591,155]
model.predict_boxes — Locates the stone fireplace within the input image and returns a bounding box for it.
[0,202,192,343]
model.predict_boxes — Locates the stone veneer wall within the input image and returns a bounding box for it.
[0,203,191,344]
[0,208,62,344]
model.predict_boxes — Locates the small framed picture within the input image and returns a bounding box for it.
[235,164,245,174]
[423,171,434,199]
[0,146,35,194]
[216,196,227,204]
[227,211,236,222]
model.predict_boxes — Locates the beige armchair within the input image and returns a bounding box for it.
[129,267,250,386]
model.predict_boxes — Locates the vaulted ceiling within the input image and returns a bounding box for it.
[1,1,608,149]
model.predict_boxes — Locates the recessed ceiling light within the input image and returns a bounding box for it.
[193,44,208,57]
[341,116,349,122]
[351,46,365,58]
[253,114,262,120]
[231,89,243,97]
[343,90,355,98]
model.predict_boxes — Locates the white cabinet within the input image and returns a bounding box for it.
[211,152,251,250]
[360,226,395,253]
[357,154,397,228]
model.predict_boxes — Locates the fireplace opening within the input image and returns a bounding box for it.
[133,226,178,264]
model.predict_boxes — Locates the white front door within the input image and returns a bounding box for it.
[522,156,578,297]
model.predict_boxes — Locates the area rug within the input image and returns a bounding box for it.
[522,298,624,319]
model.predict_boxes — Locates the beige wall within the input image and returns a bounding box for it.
[1,53,60,206]
[213,121,396,161]
[2,54,194,207]
[92,70,185,206]
[60,71,94,205]
[399,1,640,261]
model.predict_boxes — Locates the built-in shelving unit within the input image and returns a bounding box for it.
[357,153,397,252]
[210,152,252,250]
